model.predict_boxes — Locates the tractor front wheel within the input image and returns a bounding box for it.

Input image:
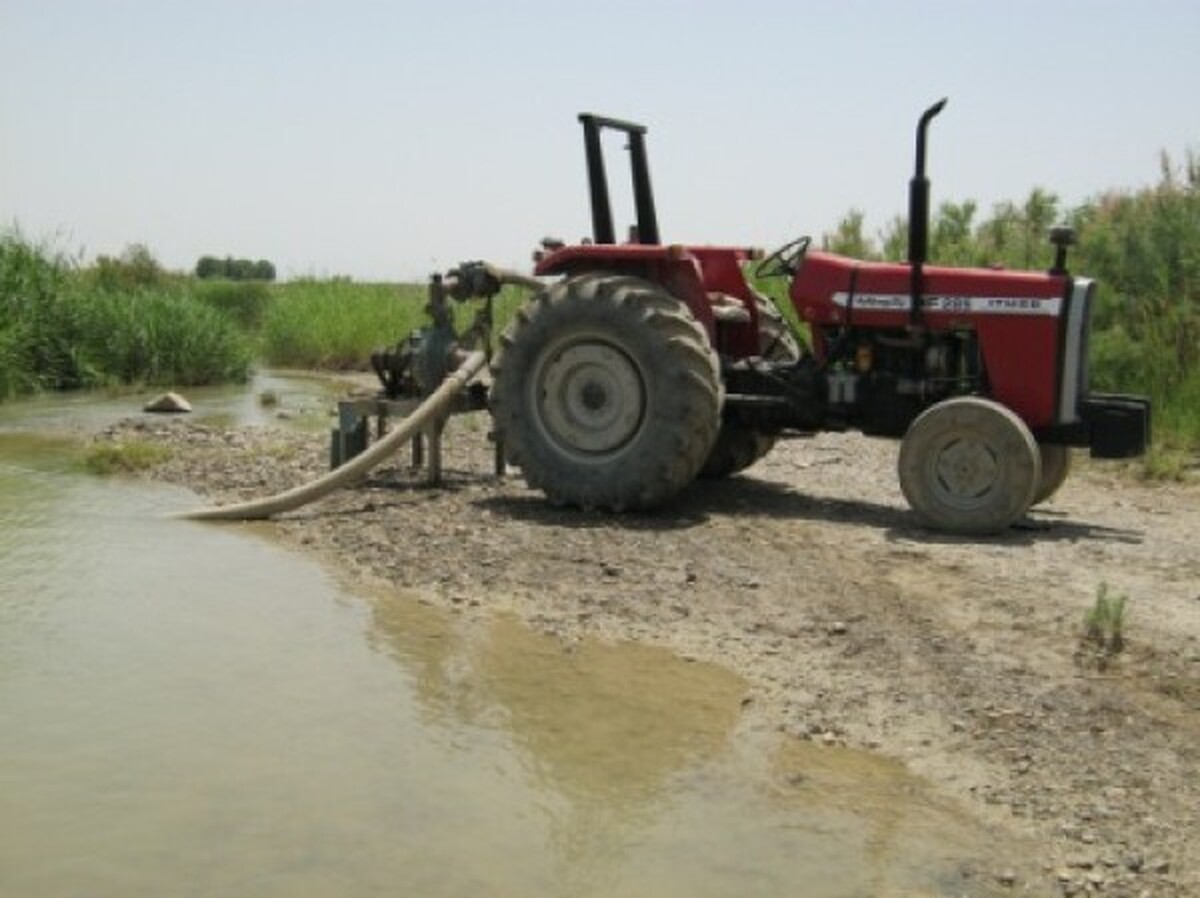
[490,273,721,511]
[898,397,1041,535]
[1033,443,1072,505]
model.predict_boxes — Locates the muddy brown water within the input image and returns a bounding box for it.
[1,379,1020,897]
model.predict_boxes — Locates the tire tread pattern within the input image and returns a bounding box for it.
[491,273,721,511]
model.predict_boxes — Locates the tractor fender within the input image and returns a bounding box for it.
[534,244,716,338]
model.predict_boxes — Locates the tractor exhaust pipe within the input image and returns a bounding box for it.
[908,97,948,326]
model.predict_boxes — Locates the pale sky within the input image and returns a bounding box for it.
[2,0,1197,281]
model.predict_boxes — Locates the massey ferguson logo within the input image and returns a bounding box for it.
[832,293,1062,317]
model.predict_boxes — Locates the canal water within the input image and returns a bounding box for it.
[0,377,1017,897]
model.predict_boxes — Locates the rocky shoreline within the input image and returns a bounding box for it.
[105,414,1200,897]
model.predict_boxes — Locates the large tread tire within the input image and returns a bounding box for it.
[898,396,1042,535]
[700,295,801,479]
[490,273,721,512]
[1033,443,1072,505]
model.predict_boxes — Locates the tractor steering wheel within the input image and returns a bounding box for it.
[755,235,812,279]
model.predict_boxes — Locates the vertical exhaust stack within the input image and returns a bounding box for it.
[908,97,948,326]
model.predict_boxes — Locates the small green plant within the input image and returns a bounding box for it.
[83,440,172,475]
[1140,443,1192,481]
[1083,582,1128,667]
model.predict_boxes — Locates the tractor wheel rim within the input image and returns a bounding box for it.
[534,341,645,455]
[931,436,999,507]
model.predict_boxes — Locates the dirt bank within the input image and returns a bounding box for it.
[106,415,1200,897]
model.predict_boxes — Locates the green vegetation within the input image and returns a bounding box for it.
[0,235,251,399]
[82,439,172,475]
[257,280,527,369]
[1083,582,1128,667]
[194,280,272,329]
[259,280,425,369]
[0,235,525,397]
[91,243,170,292]
[195,255,276,281]
[1140,442,1192,482]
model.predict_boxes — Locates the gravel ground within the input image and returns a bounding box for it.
[106,413,1200,897]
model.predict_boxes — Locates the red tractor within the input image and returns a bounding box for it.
[486,100,1150,534]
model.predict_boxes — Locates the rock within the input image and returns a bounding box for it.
[996,869,1017,886]
[828,621,848,635]
[143,391,192,413]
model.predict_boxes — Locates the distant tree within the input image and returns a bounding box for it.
[822,209,876,259]
[880,215,908,261]
[195,256,222,279]
[975,201,1023,267]
[196,255,275,281]
[930,200,978,265]
[1021,188,1059,268]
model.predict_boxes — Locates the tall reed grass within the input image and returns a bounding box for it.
[259,281,426,369]
[258,280,527,369]
[0,234,250,398]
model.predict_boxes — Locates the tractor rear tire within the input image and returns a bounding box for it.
[490,273,721,511]
[898,396,1041,535]
[1033,443,1072,505]
[700,296,801,479]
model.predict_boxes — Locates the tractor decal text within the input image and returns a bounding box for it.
[831,293,1063,316]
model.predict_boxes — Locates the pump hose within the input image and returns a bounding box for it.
[176,350,487,521]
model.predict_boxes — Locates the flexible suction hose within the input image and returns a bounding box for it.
[177,350,487,521]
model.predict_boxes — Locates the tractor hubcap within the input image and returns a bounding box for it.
[931,436,999,506]
[534,342,645,455]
